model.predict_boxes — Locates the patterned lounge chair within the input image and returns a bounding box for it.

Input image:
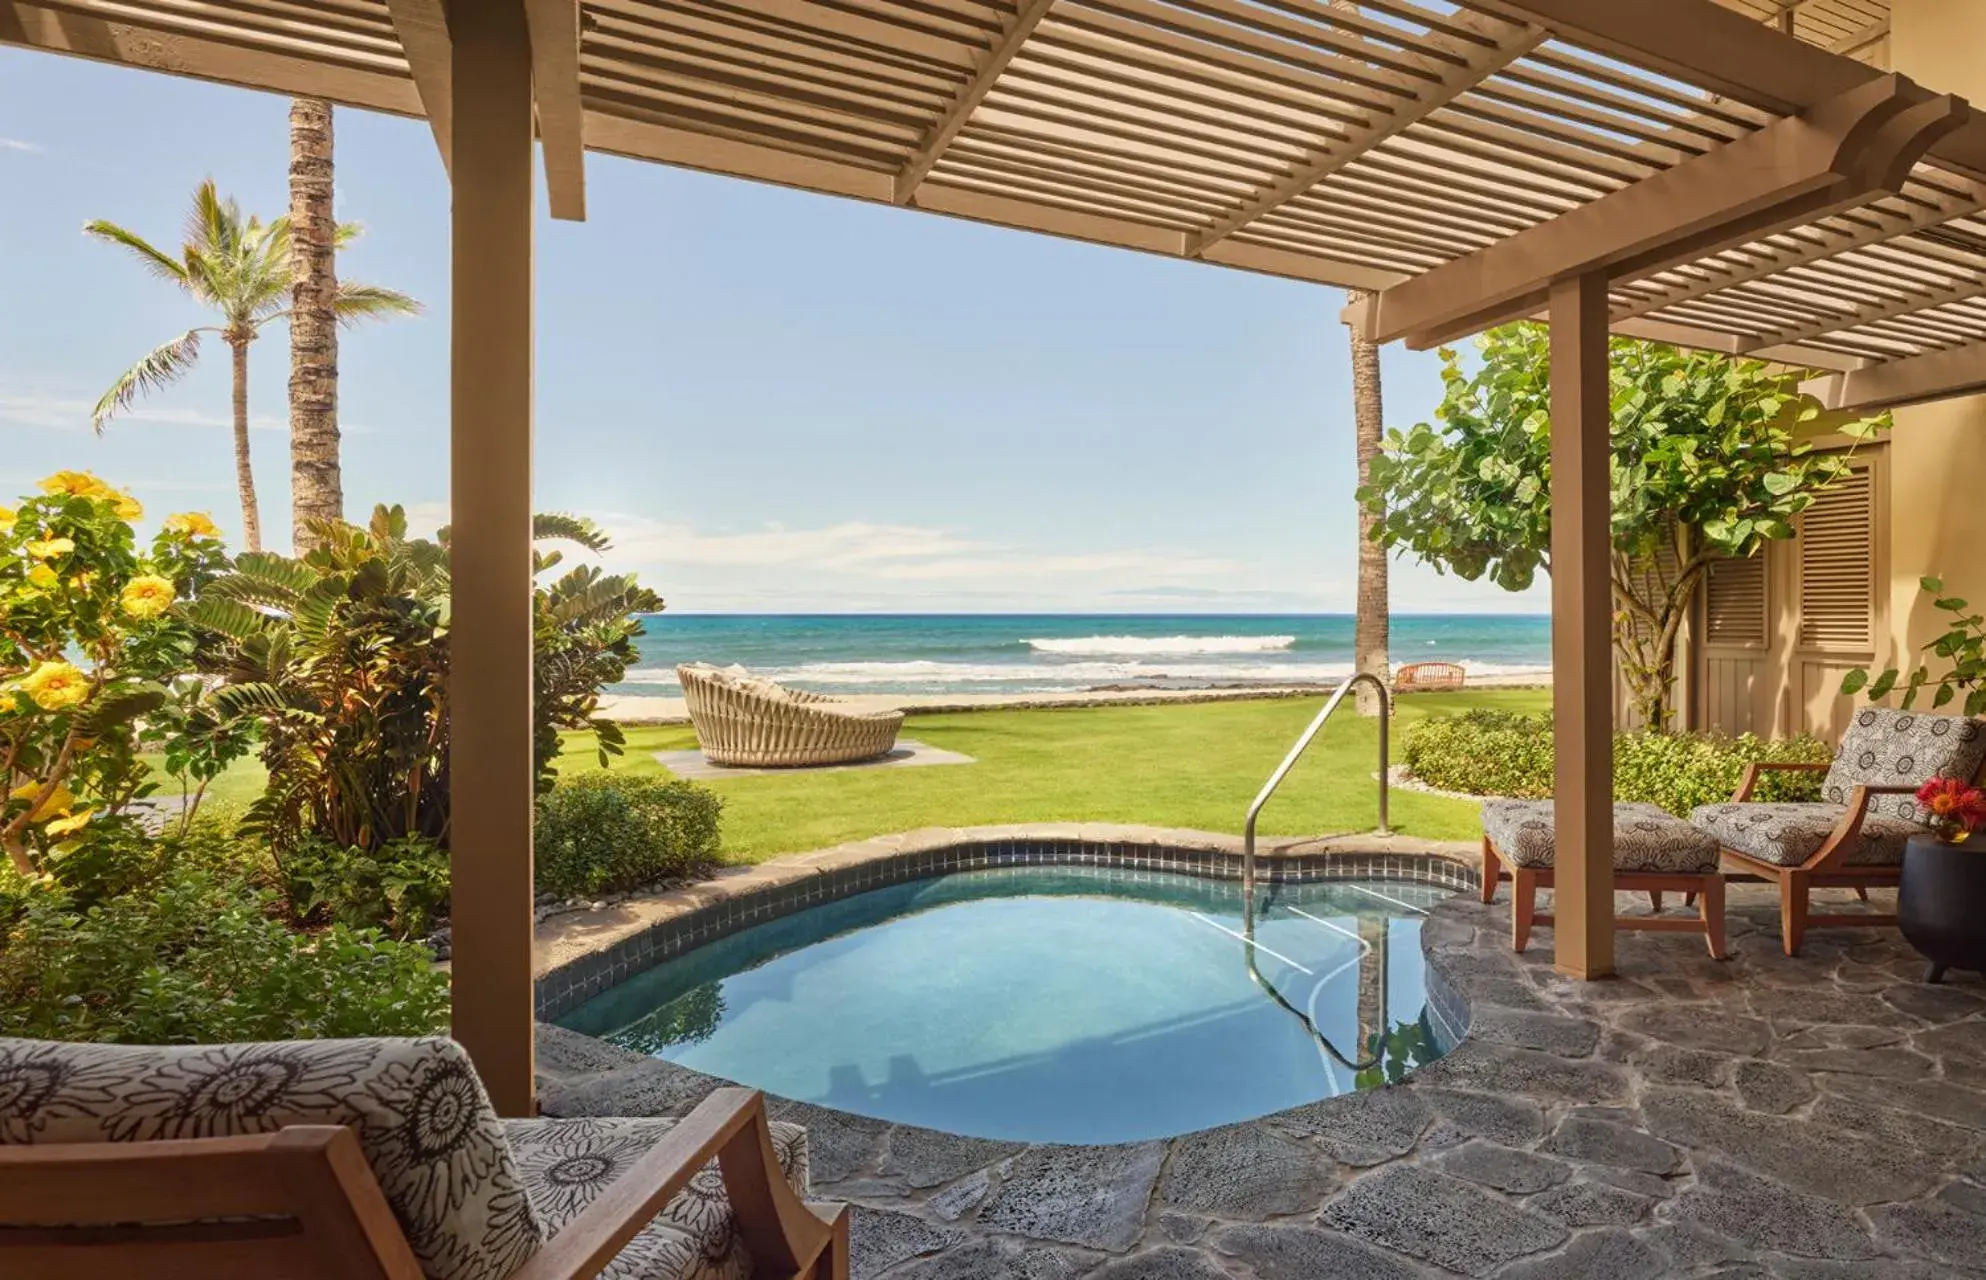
[0,1035,847,1280]
[678,663,903,768]
[1481,800,1727,958]
[1689,708,1986,955]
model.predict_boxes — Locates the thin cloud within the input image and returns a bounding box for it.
[0,386,373,434]
[0,138,42,154]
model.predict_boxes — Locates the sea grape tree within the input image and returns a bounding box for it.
[1359,324,1887,731]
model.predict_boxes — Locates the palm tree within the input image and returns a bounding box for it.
[1347,287,1390,717]
[289,97,342,550]
[86,180,419,553]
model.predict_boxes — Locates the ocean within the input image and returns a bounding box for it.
[608,615,1552,697]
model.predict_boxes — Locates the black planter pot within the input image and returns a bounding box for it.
[1899,835,1986,983]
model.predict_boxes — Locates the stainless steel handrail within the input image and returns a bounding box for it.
[1242,672,1390,926]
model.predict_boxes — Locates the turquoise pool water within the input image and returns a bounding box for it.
[557,868,1458,1143]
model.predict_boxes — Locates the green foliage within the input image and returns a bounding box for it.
[1843,577,1986,716]
[1,472,244,874]
[535,774,722,898]
[1361,326,1886,729]
[191,505,661,870]
[0,823,447,1043]
[1357,1015,1440,1090]
[1403,710,1832,814]
[280,835,451,940]
[616,983,727,1056]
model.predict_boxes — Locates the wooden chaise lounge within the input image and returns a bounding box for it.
[1689,707,1986,955]
[1481,799,1727,959]
[0,1035,847,1280]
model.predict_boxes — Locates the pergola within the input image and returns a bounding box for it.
[6,0,1981,1116]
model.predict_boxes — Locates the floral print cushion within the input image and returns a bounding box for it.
[0,1036,543,1280]
[504,1116,810,1280]
[1482,799,1719,873]
[1689,802,1926,867]
[1823,709,1986,823]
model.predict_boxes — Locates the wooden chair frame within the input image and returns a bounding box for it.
[1480,836,1727,960]
[1713,761,1915,956]
[0,1088,848,1280]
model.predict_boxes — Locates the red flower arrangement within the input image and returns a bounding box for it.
[1915,777,1986,843]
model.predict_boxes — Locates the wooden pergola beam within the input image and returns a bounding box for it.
[1831,16,1889,58]
[1612,185,1986,322]
[895,0,1055,205]
[1803,339,1986,410]
[383,0,453,174]
[1351,75,1968,348]
[0,2,423,117]
[1187,15,1546,255]
[1464,0,1986,182]
[1741,271,1986,353]
[525,0,586,220]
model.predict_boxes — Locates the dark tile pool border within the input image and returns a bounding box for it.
[534,837,1479,1020]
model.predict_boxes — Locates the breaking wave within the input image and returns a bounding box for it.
[1026,634,1297,656]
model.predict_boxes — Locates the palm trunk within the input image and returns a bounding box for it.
[1347,288,1390,717]
[288,96,342,550]
[230,334,262,553]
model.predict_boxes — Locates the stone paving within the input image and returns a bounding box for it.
[537,881,1986,1278]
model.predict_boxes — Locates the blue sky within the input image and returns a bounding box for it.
[0,48,1546,615]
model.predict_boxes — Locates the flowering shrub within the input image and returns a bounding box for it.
[0,471,237,875]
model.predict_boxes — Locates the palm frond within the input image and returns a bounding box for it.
[333,220,365,247]
[92,330,204,432]
[185,595,274,642]
[533,512,611,552]
[81,220,189,289]
[333,280,423,326]
[185,179,241,256]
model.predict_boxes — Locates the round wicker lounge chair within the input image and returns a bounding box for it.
[678,663,906,767]
[1394,660,1467,693]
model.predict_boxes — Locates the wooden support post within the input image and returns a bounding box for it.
[1548,270,1615,980]
[446,0,537,1116]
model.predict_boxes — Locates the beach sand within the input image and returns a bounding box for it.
[599,671,1550,724]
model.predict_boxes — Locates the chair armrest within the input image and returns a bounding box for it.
[1731,760,1830,801]
[508,1089,842,1280]
[1804,784,1921,871]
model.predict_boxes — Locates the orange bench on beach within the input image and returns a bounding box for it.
[1394,661,1466,693]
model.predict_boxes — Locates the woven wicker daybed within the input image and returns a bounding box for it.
[678,663,906,767]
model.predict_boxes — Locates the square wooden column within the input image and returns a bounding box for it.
[1548,270,1616,980]
[446,0,538,1115]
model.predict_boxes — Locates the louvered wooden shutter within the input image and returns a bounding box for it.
[1705,554,1767,646]
[1798,466,1874,649]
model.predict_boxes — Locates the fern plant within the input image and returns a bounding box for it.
[188,505,659,862]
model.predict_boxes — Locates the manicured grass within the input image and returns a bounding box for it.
[141,689,1548,864]
[553,689,1548,863]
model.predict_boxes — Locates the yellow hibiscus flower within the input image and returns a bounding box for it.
[0,506,14,531]
[7,781,75,819]
[15,660,89,711]
[163,511,219,538]
[24,537,74,559]
[38,470,111,500]
[113,492,143,520]
[43,808,94,837]
[119,574,176,619]
[24,564,58,591]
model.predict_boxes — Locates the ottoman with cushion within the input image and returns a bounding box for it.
[0,1035,848,1280]
[1688,707,1986,955]
[1482,799,1726,958]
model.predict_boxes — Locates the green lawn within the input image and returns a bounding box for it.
[557,688,1545,862]
[144,689,1546,864]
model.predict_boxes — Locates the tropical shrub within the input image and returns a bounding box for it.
[1403,710,1832,815]
[279,835,451,940]
[0,864,449,1043]
[535,774,722,898]
[1360,326,1888,730]
[0,471,242,875]
[188,505,660,866]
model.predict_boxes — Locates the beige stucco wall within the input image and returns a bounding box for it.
[1882,0,1986,670]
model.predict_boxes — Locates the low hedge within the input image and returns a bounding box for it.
[535,774,723,898]
[1403,709,1832,815]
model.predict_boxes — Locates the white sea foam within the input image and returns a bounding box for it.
[614,656,1551,691]
[1026,634,1297,656]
